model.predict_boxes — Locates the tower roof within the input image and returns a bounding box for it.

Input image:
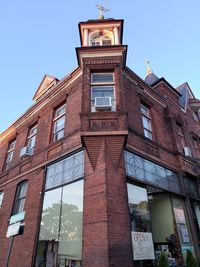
[145,72,159,85]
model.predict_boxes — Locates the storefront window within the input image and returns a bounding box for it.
[35,151,84,267]
[172,198,195,265]
[127,183,155,266]
[193,202,200,239]
[36,180,83,267]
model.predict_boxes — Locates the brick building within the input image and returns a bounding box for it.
[0,16,200,267]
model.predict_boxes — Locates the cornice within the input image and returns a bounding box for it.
[0,68,82,143]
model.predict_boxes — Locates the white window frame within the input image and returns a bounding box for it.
[141,104,153,140]
[91,34,113,46]
[5,140,16,170]
[91,73,116,112]
[27,124,38,149]
[0,191,4,208]
[53,103,66,141]
[12,181,28,215]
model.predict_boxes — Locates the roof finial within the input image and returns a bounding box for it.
[145,59,153,75]
[96,3,111,20]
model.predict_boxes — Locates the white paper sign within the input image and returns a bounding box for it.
[174,208,186,224]
[131,231,155,260]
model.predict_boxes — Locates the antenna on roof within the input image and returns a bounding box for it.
[96,3,111,20]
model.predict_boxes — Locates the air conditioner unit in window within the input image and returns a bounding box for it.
[95,97,112,109]
[183,147,192,157]
[20,146,33,157]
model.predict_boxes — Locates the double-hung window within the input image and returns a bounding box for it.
[5,139,16,170]
[0,191,4,208]
[193,137,199,158]
[12,181,28,215]
[53,103,66,141]
[177,123,186,148]
[91,73,115,112]
[27,124,37,149]
[141,104,153,140]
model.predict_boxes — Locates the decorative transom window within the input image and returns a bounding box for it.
[91,34,112,46]
[4,139,16,170]
[140,104,153,140]
[53,103,66,141]
[27,124,38,149]
[12,181,28,215]
[91,73,116,112]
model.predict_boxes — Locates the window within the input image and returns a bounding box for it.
[35,151,84,267]
[4,139,16,170]
[27,123,38,149]
[12,181,28,215]
[91,73,115,112]
[141,104,153,140]
[176,123,186,148]
[0,191,4,208]
[53,103,66,141]
[91,34,112,46]
[193,137,199,158]
[192,111,199,122]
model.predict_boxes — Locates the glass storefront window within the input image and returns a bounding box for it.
[39,188,62,242]
[35,151,84,267]
[58,182,83,263]
[172,198,195,265]
[35,180,83,267]
[127,183,155,265]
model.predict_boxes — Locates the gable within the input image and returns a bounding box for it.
[33,74,59,101]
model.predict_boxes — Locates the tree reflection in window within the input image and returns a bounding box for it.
[36,180,83,267]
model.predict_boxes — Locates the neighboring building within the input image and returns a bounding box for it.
[0,15,200,267]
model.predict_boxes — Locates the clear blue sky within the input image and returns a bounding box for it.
[0,0,200,133]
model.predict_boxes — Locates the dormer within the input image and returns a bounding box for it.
[78,19,124,47]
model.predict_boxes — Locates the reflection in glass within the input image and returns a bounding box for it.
[39,188,61,241]
[172,197,195,264]
[127,183,155,267]
[35,180,83,267]
[127,184,151,233]
[59,182,83,262]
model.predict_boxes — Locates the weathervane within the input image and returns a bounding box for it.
[145,59,153,75]
[96,4,111,19]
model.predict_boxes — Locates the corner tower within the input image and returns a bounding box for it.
[77,15,132,267]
